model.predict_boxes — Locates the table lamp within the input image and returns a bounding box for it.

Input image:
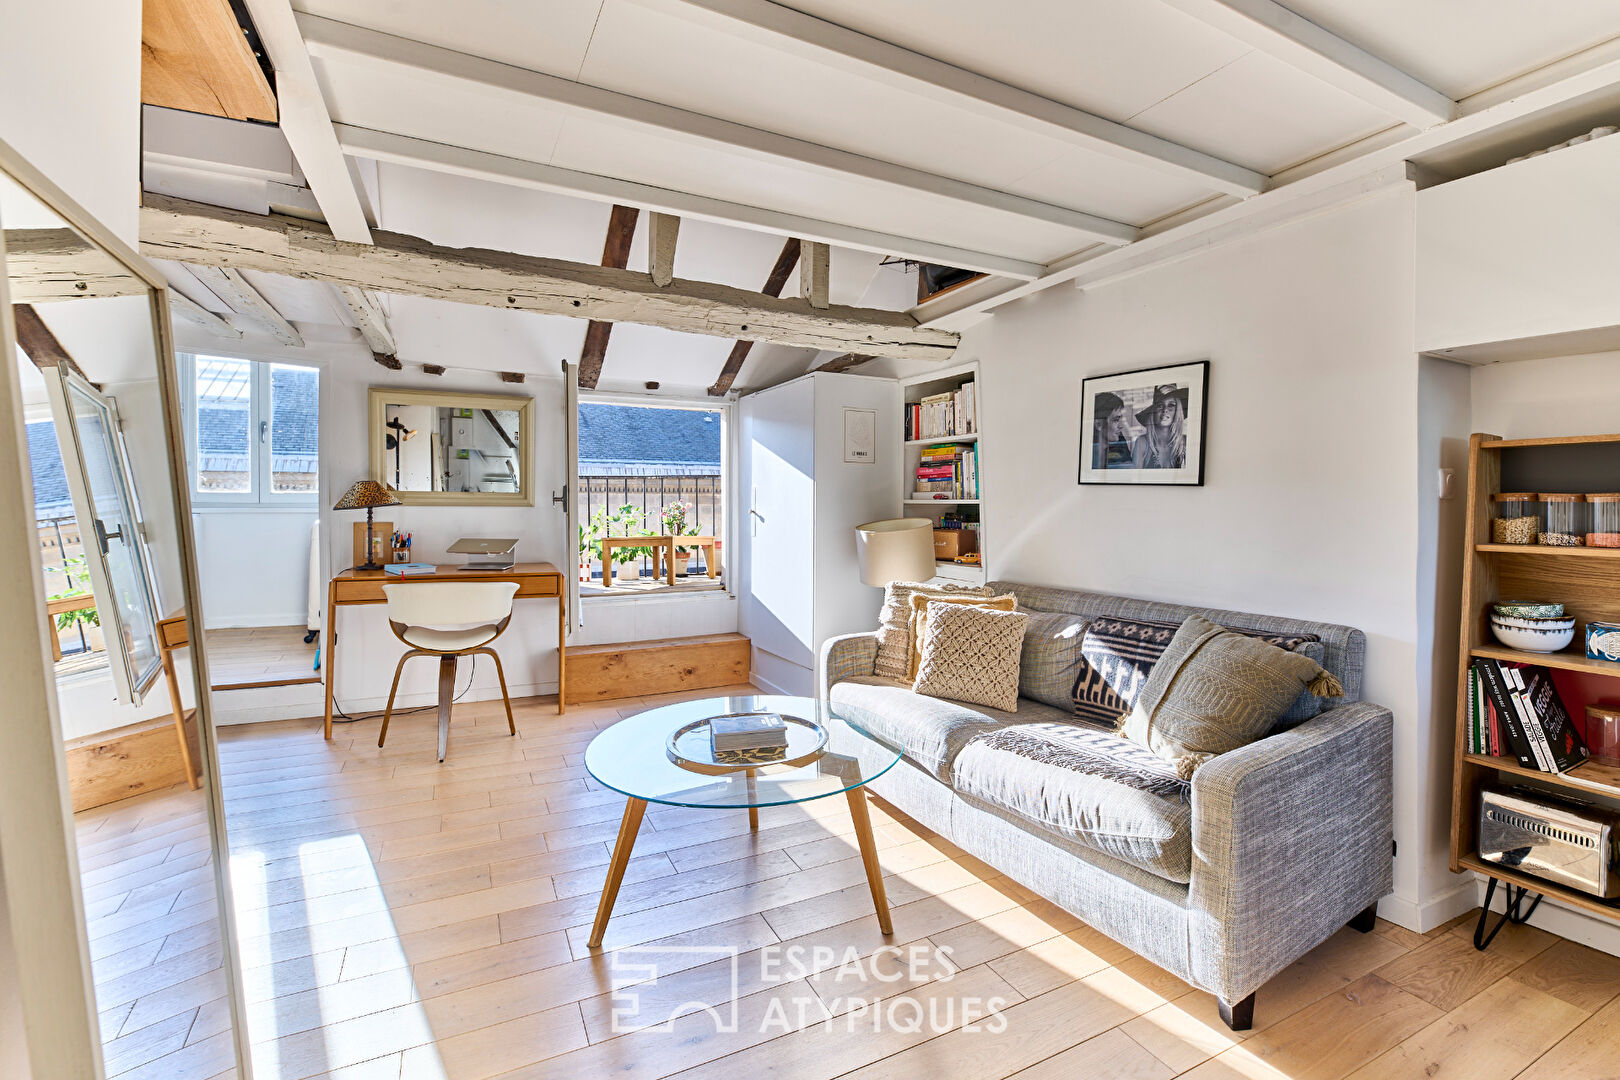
[854,518,935,587]
[333,479,402,570]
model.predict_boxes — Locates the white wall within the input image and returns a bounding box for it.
[1471,351,1620,438]
[959,188,1453,927]
[193,510,317,628]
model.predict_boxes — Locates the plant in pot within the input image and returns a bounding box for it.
[577,519,600,583]
[593,504,655,584]
[660,502,703,577]
[51,590,102,653]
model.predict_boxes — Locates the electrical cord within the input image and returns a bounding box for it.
[330,656,478,724]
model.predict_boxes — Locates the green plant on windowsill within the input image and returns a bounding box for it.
[585,505,658,577]
[48,590,99,630]
[660,501,702,554]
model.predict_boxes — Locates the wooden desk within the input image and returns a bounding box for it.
[323,562,566,739]
[156,609,201,789]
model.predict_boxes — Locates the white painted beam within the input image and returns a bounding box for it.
[298,12,1138,246]
[168,290,244,339]
[648,212,679,287]
[1156,0,1454,127]
[187,265,305,346]
[635,0,1268,198]
[242,0,375,242]
[138,195,958,361]
[334,284,395,354]
[335,123,1046,280]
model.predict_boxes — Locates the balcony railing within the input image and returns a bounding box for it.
[578,474,722,584]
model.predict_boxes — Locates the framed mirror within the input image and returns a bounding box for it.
[0,141,251,1075]
[368,387,535,506]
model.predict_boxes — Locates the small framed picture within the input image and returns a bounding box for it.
[1079,360,1209,486]
[843,407,877,464]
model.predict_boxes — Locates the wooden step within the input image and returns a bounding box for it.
[564,632,750,704]
[65,712,198,812]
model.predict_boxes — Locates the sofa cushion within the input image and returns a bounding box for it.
[907,592,1018,679]
[830,678,1073,781]
[873,581,993,680]
[1019,610,1089,709]
[952,722,1193,883]
[913,604,1029,711]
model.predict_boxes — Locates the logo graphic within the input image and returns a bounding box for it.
[609,946,742,1034]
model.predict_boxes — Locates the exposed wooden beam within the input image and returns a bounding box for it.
[371,352,402,370]
[243,0,373,242]
[422,364,445,376]
[11,305,91,381]
[141,0,278,122]
[707,237,800,396]
[1156,0,1454,128]
[498,372,525,383]
[299,13,1138,246]
[799,240,829,309]
[136,197,956,359]
[577,204,642,390]
[1,229,144,302]
[635,0,1268,197]
[187,265,305,347]
[335,123,1045,281]
[812,352,874,373]
[168,290,243,339]
[649,212,680,287]
[335,284,395,356]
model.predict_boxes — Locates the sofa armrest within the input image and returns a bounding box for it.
[818,631,879,699]
[1187,700,1394,1002]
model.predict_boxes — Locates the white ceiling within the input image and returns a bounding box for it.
[139,0,1620,392]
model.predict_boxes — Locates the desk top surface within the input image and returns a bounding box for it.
[334,561,561,583]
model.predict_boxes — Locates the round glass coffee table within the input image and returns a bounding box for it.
[583,694,902,948]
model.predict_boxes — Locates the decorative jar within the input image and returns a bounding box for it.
[1539,494,1586,547]
[1490,493,1540,544]
[1587,494,1620,547]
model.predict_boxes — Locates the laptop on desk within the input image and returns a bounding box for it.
[448,537,519,571]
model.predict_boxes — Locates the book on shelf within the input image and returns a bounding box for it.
[710,713,788,752]
[904,380,977,440]
[912,440,980,500]
[1469,657,1591,772]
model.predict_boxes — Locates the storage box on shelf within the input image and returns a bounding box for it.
[1452,431,1620,920]
[899,362,986,585]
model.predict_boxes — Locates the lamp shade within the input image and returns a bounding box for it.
[333,479,402,511]
[855,518,935,587]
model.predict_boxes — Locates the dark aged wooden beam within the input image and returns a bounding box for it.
[576,204,641,390]
[707,237,801,397]
[11,304,91,381]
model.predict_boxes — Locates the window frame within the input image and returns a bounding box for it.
[180,352,319,509]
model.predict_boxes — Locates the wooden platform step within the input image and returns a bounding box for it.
[564,632,750,704]
[65,712,198,812]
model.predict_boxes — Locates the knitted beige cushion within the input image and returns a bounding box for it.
[1120,615,1344,778]
[912,602,1030,712]
[907,592,1017,679]
[873,581,993,679]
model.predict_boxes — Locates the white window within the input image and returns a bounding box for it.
[180,354,318,506]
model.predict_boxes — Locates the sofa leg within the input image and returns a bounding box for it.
[1218,993,1254,1031]
[1348,903,1378,933]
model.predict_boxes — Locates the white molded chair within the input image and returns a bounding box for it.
[379,581,520,760]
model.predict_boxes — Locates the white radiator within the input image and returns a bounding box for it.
[307,518,322,633]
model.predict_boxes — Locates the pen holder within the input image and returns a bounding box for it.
[392,547,410,563]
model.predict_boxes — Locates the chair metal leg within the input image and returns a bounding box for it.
[377,649,418,748]
[436,653,457,762]
[478,647,517,736]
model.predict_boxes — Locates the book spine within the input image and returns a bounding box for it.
[1474,659,1535,768]
[1504,665,1556,771]
[1466,669,1478,754]
[1525,667,1591,771]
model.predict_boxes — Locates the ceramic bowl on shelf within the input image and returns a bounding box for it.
[1492,613,1576,631]
[1489,617,1575,653]
[1493,601,1565,619]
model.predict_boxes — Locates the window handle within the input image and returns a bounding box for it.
[259,419,268,444]
[94,518,123,555]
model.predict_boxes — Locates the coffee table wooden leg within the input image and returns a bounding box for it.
[588,797,647,948]
[846,788,892,935]
[745,768,758,831]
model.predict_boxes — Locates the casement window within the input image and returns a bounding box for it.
[180,353,319,507]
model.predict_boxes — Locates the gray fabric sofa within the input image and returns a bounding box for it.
[818,580,1394,1029]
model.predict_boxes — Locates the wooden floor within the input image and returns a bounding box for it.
[207,626,320,690]
[83,683,1620,1079]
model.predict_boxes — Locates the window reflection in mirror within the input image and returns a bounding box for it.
[369,388,534,505]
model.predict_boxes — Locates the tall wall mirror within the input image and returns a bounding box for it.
[368,387,535,505]
[1,146,251,1076]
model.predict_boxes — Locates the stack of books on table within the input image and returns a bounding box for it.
[914,441,978,500]
[905,381,976,440]
[710,713,788,754]
[1468,657,1592,773]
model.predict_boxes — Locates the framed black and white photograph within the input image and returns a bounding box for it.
[1079,360,1209,486]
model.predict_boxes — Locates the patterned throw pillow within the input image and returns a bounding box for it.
[1072,617,1324,728]
[912,603,1030,711]
[873,581,992,680]
[1019,611,1089,709]
[907,592,1017,679]
[1120,615,1344,778]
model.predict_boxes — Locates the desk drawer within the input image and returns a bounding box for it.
[514,575,560,598]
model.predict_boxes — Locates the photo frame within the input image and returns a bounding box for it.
[1079,360,1209,486]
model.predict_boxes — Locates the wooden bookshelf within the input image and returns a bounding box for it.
[1451,431,1620,921]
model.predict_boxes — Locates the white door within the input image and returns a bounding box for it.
[561,360,582,631]
[742,379,817,670]
[44,368,163,703]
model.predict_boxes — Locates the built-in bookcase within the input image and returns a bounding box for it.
[1451,431,1620,923]
[899,362,985,586]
